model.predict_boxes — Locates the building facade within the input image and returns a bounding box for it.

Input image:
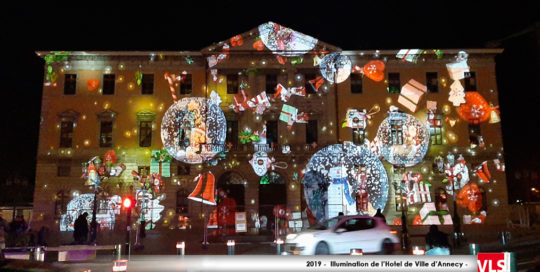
[32,23,507,242]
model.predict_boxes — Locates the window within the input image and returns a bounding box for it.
[103,74,116,95]
[387,73,400,94]
[54,190,68,218]
[60,121,74,147]
[350,73,363,94]
[265,74,277,94]
[426,72,438,93]
[464,71,476,91]
[469,123,481,146]
[305,73,317,94]
[100,121,113,147]
[141,74,154,95]
[227,74,239,94]
[139,121,152,147]
[226,120,238,148]
[338,218,375,232]
[176,189,190,214]
[266,121,278,147]
[306,120,318,144]
[352,128,366,145]
[390,119,404,145]
[180,74,192,94]
[138,166,150,176]
[57,166,71,177]
[177,163,190,175]
[64,74,77,95]
[429,118,442,145]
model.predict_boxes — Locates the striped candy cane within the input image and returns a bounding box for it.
[164,72,182,102]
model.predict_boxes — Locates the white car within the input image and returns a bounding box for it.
[285,215,399,255]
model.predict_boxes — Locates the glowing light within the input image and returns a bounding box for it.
[104,102,110,109]
[492,199,500,207]
[124,131,132,137]
[81,115,87,120]
[118,63,125,70]
[117,76,124,83]
[128,83,135,90]
[443,104,452,114]
[251,199,255,204]
[385,97,392,104]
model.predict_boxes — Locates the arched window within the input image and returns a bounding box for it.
[54,190,68,218]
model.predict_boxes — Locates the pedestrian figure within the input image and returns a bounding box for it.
[73,212,89,244]
[0,212,8,250]
[9,215,28,247]
[425,225,450,255]
[374,208,386,224]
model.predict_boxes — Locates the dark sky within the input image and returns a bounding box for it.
[1,3,539,201]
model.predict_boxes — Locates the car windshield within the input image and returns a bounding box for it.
[309,217,340,230]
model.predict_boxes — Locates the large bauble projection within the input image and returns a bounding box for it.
[375,111,430,167]
[161,97,226,164]
[319,53,352,83]
[302,143,389,222]
[258,21,318,57]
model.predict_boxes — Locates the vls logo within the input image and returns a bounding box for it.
[477,253,513,272]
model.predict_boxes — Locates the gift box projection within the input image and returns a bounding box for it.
[34,22,507,235]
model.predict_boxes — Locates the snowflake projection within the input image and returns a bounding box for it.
[319,53,352,83]
[302,143,389,222]
[375,111,430,167]
[161,97,226,164]
[60,194,121,231]
[258,21,318,57]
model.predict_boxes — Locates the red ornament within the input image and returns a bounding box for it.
[393,218,402,226]
[457,182,483,213]
[87,79,99,91]
[412,215,423,225]
[362,60,386,82]
[457,92,492,123]
[230,35,243,47]
[253,39,264,51]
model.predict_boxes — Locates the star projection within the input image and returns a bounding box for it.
[161,97,226,164]
[374,109,430,167]
[302,143,389,222]
[258,22,318,57]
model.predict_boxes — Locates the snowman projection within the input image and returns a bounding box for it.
[302,143,389,222]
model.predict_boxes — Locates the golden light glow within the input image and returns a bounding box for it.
[447,131,458,143]
[386,97,392,104]
[104,102,110,109]
[373,104,380,111]
[117,76,124,83]
[81,115,87,120]
[443,104,452,114]
[124,131,132,138]
[128,83,135,90]
[84,139,90,146]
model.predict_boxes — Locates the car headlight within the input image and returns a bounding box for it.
[286,234,298,240]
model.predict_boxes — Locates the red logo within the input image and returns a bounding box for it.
[477,253,508,272]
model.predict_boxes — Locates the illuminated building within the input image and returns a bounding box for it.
[32,23,506,242]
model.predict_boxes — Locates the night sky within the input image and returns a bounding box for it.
[2,3,539,202]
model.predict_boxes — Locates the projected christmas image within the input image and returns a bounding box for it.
[161,97,226,164]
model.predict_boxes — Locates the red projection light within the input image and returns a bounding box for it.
[123,198,132,209]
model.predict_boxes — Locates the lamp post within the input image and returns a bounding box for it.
[393,164,408,251]
[452,174,462,247]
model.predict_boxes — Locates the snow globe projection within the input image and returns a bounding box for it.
[161,97,226,164]
[258,21,318,57]
[302,142,389,222]
[319,52,352,84]
[375,110,430,167]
